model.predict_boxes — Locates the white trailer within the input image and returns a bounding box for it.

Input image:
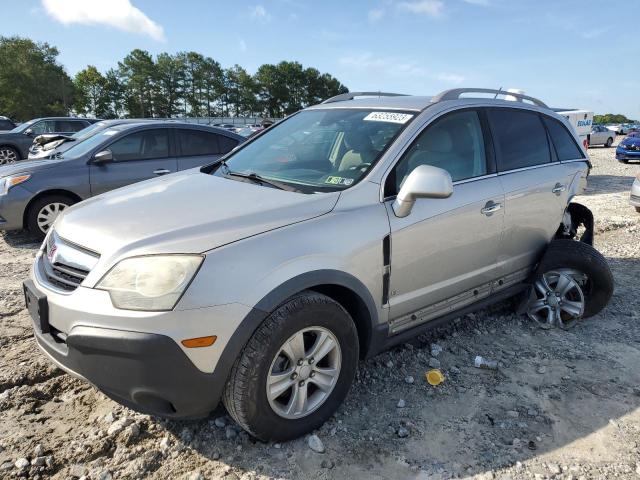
[554,109,594,150]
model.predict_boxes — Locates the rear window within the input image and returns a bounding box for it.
[178,129,221,156]
[542,116,584,161]
[488,108,550,171]
[218,135,239,154]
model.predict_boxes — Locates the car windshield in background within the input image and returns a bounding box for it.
[61,125,131,158]
[10,119,37,133]
[214,109,414,193]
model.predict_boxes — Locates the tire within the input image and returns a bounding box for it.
[0,146,19,165]
[223,291,359,441]
[26,194,77,240]
[605,137,613,148]
[534,240,613,319]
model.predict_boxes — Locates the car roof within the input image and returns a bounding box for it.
[102,121,244,139]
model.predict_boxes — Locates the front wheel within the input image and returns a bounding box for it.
[0,146,19,165]
[26,195,77,240]
[223,291,359,441]
[605,137,613,148]
[525,240,613,329]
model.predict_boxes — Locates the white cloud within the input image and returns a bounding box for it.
[435,72,465,85]
[249,5,272,22]
[398,0,443,17]
[368,8,385,22]
[41,0,165,42]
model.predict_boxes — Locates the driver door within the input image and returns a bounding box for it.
[384,108,505,334]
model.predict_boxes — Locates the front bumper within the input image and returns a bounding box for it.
[0,185,32,231]
[616,149,640,161]
[26,263,262,418]
[630,179,640,208]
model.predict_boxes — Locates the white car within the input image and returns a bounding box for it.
[606,125,621,134]
[589,125,616,148]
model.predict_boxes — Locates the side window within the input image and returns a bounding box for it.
[56,120,86,132]
[391,109,488,194]
[177,129,220,156]
[29,120,56,135]
[218,135,239,154]
[487,108,550,171]
[542,116,585,161]
[109,129,169,162]
[0,120,13,129]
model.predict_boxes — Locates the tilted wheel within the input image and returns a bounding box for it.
[525,240,613,329]
[223,291,359,441]
[0,146,19,165]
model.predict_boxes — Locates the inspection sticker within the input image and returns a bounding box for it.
[325,176,354,186]
[363,112,414,124]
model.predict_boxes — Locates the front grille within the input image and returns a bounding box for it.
[38,231,99,293]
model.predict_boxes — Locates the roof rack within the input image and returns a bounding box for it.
[431,88,548,108]
[321,91,408,104]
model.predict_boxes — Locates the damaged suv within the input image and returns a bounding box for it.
[24,89,613,441]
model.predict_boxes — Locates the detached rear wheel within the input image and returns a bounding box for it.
[26,195,77,240]
[223,291,359,441]
[526,240,613,329]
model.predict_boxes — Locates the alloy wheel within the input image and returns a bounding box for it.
[0,148,17,165]
[526,269,586,329]
[36,202,68,234]
[266,326,342,419]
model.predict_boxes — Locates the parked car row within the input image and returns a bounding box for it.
[16,88,614,442]
[0,121,243,238]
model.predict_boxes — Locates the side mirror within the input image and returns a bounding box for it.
[93,149,113,165]
[24,128,33,136]
[392,165,453,218]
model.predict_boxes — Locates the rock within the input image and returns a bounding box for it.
[107,417,134,436]
[214,417,226,428]
[180,427,194,443]
[506,410,519,418]
[527,409,539,416]
[274,443,281,449]
[45,456,54,468]
[397,427,409,438]
[31,456,46,467]
[160,436,171,450]
[548,463,562,474]
[405,376,415,384]
[103,412,116,423]
[69,464,88,477]
[96,471,113,480]
[321,459,335,469]
[430,343,443,357]
[307,434,325,453]
[428,357,441,369]
[537,366,547,374]
[14,458,29,469]
[185,472,204,480]
[128,423,140,438]
[34,444,45,457]
[397,399,406,408]
[225,426,237,440]
[1,462,13,471]
[386,360,394,368]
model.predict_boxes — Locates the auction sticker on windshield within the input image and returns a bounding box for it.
[325,176,354,186]
[363,112,414,124]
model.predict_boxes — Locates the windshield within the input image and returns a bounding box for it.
[62,126,128,158]
[71,121,110,141]
[10,119,37,133]
[213,109,414,193]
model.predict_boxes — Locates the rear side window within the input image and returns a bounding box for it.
[542,116,584,160]
[109,129,169,161]
[488,108,550,171]
[178,129,221,156]
[218,135,239,154]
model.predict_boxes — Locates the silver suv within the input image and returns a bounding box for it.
[24,89,613,441]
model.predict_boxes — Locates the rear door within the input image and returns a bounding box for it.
[89,128,177,195]
[176,128,240,170]
[488,108,576,277]
[384,108,505,334]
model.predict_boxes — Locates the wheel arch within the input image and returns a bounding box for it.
[22,189,82,228]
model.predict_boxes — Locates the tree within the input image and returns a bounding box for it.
[0,36,74,121]
[118,49,157,118]
[225,65,259,117]
[594,114,637,124]
[103,69,126,118]
[154,53,185,118]
[74,66,109,118]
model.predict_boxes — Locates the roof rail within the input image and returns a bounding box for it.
[322,91,408,104]
[431,88,548,108]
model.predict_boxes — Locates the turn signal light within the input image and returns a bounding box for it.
[181,336,217,348]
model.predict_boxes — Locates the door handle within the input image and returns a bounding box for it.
[552,183,566,195]
[481,201,502,216]
[153,169,171,176]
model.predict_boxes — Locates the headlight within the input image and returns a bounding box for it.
[0,174,31,196]
[96,255,204,311]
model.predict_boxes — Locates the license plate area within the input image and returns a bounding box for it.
[24,280,50,334]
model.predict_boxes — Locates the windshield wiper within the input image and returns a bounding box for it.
[226,170,301,192]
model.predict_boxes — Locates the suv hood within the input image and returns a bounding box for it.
[55,170,340,260]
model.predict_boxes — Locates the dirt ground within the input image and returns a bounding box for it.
[0,140,639,480]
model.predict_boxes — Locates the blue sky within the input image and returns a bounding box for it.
[2,0,639,118]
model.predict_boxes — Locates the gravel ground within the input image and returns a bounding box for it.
[0,140,639,480]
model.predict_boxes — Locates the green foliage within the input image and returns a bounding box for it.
[0,36,74,121]
[594,114,638,124]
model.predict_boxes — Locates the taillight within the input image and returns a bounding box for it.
[583,139,589,150]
